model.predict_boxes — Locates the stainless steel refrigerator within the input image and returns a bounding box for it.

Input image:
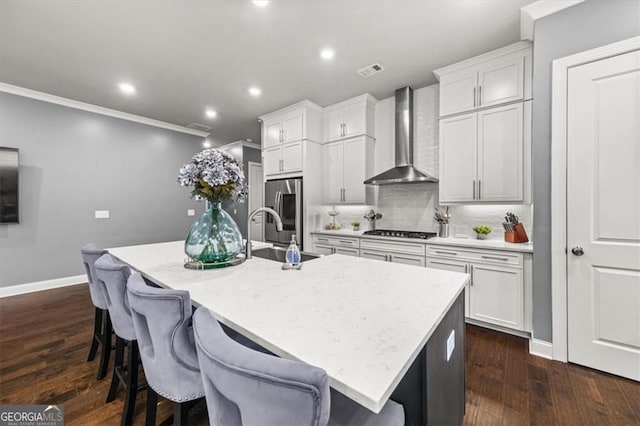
[264,178,303,249]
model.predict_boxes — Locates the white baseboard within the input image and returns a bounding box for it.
[0,275,86,298]
[529,338,554,360]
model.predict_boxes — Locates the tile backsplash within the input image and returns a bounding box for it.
[314,184,533,241]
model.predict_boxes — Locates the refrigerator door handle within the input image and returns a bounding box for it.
[295,180,302,244]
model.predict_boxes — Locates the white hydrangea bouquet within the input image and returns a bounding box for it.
[177,149,247,267]
[177,149,247,203]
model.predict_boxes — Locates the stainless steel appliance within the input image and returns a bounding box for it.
[264,178,303,249]
[363,87,438,185]
[363,229,437,240]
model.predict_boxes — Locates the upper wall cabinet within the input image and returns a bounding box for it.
[259,101,323,179]
[434,41,532,117]
[323,95,376,143]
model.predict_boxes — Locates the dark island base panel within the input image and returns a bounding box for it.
[391,291,465,426]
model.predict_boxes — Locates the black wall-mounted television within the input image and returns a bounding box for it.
[0,147,19,224]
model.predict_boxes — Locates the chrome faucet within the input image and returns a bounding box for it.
[246,207,283,259]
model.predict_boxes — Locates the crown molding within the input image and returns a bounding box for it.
[520,0,584,41]
[0,82,209,138]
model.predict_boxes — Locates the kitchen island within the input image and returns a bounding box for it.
[109,241,468,426]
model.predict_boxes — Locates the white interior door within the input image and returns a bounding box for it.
[248,162,264,242]
[567,49,640,381]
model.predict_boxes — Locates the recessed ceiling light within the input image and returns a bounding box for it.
[320,48,335,60]
[118,82,136,95]
[205,109,217,119]
[253,0,269,7]
[203,140,212,148]
[248,86,262,97]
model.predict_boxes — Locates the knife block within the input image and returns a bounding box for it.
[504,223,529,243]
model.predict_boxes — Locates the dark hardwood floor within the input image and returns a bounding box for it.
[1,284,638,425]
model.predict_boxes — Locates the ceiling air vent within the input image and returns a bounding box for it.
[186,123,212,132]
[357,63,384,78]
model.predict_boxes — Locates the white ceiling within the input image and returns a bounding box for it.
[0,0,532,145]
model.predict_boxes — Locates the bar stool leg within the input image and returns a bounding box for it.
[145,387,158,426]
[97,311,113,380]
[121,340,140,426]
[87,307,101,362]
[106,336,126,403]
[173,402,189,426]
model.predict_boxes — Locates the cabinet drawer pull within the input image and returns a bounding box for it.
[317,238,328,242]
[481,255,510,261]
[435,250,458,255]
[338,240,353,244]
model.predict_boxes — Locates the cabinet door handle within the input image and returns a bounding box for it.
[473,180,476,200]
[343,122,347,136]
[473,87,476,108]
[465,264,468,273]
[332,247,336,254]
[342,188,346,202]
[479,86,482,106]
[478,180,481,199]
[481,255,510,262]
[435,250,458,255]
[388,254,393,262]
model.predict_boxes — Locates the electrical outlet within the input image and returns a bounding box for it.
[446,330,455,361]
[95,210,110,219]
[187,209,195,217]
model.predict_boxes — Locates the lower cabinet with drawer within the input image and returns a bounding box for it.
[311,235,360,257]
[426,245,528,333]
[360,238,426,267]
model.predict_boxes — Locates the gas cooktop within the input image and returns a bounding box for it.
[363,229,438,240]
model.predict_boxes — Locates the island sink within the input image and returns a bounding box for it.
[251,246,322,263]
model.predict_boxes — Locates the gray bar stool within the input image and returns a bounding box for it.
[192,307,405,426]
[126,272,204,426]
[94,253,143,426]
[80,243,113,380]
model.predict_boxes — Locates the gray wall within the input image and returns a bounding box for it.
[221,145,261,238]
[0,92,204,287]
[532,0,640,341]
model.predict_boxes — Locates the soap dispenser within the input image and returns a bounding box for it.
[285,235,301,269]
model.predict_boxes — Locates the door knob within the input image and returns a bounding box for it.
[571,247,584,256]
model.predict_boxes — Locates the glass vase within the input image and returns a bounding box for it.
[184,201,243,268]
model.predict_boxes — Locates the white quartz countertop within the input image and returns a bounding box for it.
[311,230,533,253]
[108,241,468,413]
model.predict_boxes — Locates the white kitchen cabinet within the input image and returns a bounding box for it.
[439,113,477,203]
[439,102,527,203]
[426,245,527,334]
[323,136,372,204]
[434,41,531,117]
[477,103,523,202]
[260,101,323,179]
[438,68,478,117]
[311,234,360,257]
[426,258,470,317]
[359,238,426,266]
[469,263,523,330]
[263,111,303,148]
[323,94,376,143]
[477,55,525,109]
[263,141,303,177]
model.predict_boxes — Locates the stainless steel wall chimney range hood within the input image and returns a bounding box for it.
[364,86,438,185]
